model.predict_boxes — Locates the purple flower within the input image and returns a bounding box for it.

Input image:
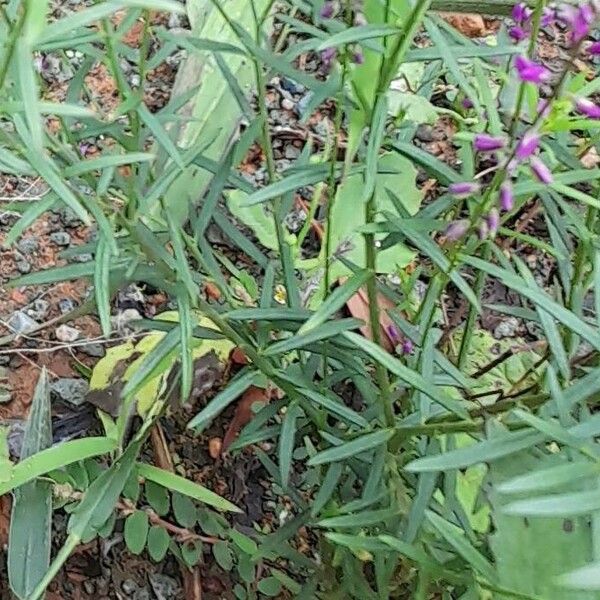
[530,157,553,184]
[512,3,530,23]
[575,97,600,119]
[445,220,470,241]
[400,339,414,355]
[557,4,577,26]
[386,324,400,344]
[499,181,514,211]
[320,1,336,19]
[509,26,528,42]
[474,134,506,152]
[461,98,474,109]
[321,47,337,69]
[352,50,364,65]
[515,55,550,85]
[448,181,480,198]
[486,208,500,236]
[588,41,600,55]
[478,220,489,240]
[516,131,540,160]
[573,5,595,43]
[541,7,555,27]
[537,98,551,116]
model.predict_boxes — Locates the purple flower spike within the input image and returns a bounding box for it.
[509,26,528,42]
[516,131,540,160]
[573,5,595,43]
[499,181,514,211]
[320,1,336,19]
[474,134,506,152]
[461,98,474,109]
[386,324,400,344]
[557,4,577,25]
[448,181,480,198]
[515,55,551,85]
[487,208,500,237]
[576,97,600,119]
[401,339,414,355]
[512,3,528,22]
[588,41,600,55]
[530,157,553,184]
[541,7,555,27]
[445,220,470,241]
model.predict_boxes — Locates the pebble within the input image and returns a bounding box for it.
[58,298,76,314]
[59,207,82,228]
[112,308,142,330]
[83,581,95,595]
[281,98,295,111]
[71,253,93,263]
[0,389,11,404]
[55,324,80,343]
[15,260,31,274]
[28,298,50,320]
[284,145,300,160]
[7,311,37,334]
[80,343,105,358]
[149,574,180,600]
[50,231,71,246]
[50,378,89,406]
[281,77,305,94]
[493,317,520,339]
[17,237,39,254]
[121,579,138,595]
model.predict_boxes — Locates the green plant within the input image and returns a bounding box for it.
[3,0,600,598]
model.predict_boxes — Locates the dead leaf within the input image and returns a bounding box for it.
[343,281,398,353]
[205,282,221,301]
[440,12,486,37]
[231,347,249,365]
[222,386,271,453]
[581,146,600,169]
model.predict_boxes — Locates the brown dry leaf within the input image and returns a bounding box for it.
[208,437,222,459]
[230,347,249,365]
[204,281,222,301]
[343,280,397,353]
[581,146,600,169]
[440,12,486,37]
[222,385,271,453]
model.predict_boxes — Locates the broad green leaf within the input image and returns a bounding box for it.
[138,464,241,512]
[257,577,282,597]
[144,480,170,516]
[8,369,52,600]
[124,511,149,555]
[147,526,170,562]
[226,190,279,252]
[213,541,233,570]
[560,563,600,590]
[308,429,394,466]
[172,492,197,528]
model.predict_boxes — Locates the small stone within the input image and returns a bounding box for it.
[0,389,11,404]
[112,308,142,330]
[50,378,89,406]
[121,579,138,595]
[148,574,180,600]
[15,260,31,274]
[80,343,105,358]
[71,253,93,263]
[284,145,300,160]
[50,231,71,246]
[17,237,39,255]
[29,299,50,320]
[7,311,37,334]
[59,207,82,228]
[281,77,305,94]
[83,580,95,595]
[416,124,435,143]
[208,437,222,460]
[493,317,520,339]
[55,324,80,343]
[281,98,295,110]
[58,298,76,314]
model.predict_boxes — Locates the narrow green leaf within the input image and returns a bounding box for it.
[559,562,600,590]
[311,463,343,517]
[64,152,154,177]
[317,508,398,528]
[316,25,399,50]
[94,235,112,337]
[426,510,496,582]
[279,402,301,488]
[138,464,241,513]
[187,369,259,430]
[504,489,600,517]
[298,270,371,335]
[298,388,368,428]
[0,438,116,496]
[308,429,394,466]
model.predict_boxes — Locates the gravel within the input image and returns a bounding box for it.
[50,231,71,246]
[17,237,39,254]
[80,342,105,357]
[55,324,80,343]
[493,317,520,339]
[7,311,37,334]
